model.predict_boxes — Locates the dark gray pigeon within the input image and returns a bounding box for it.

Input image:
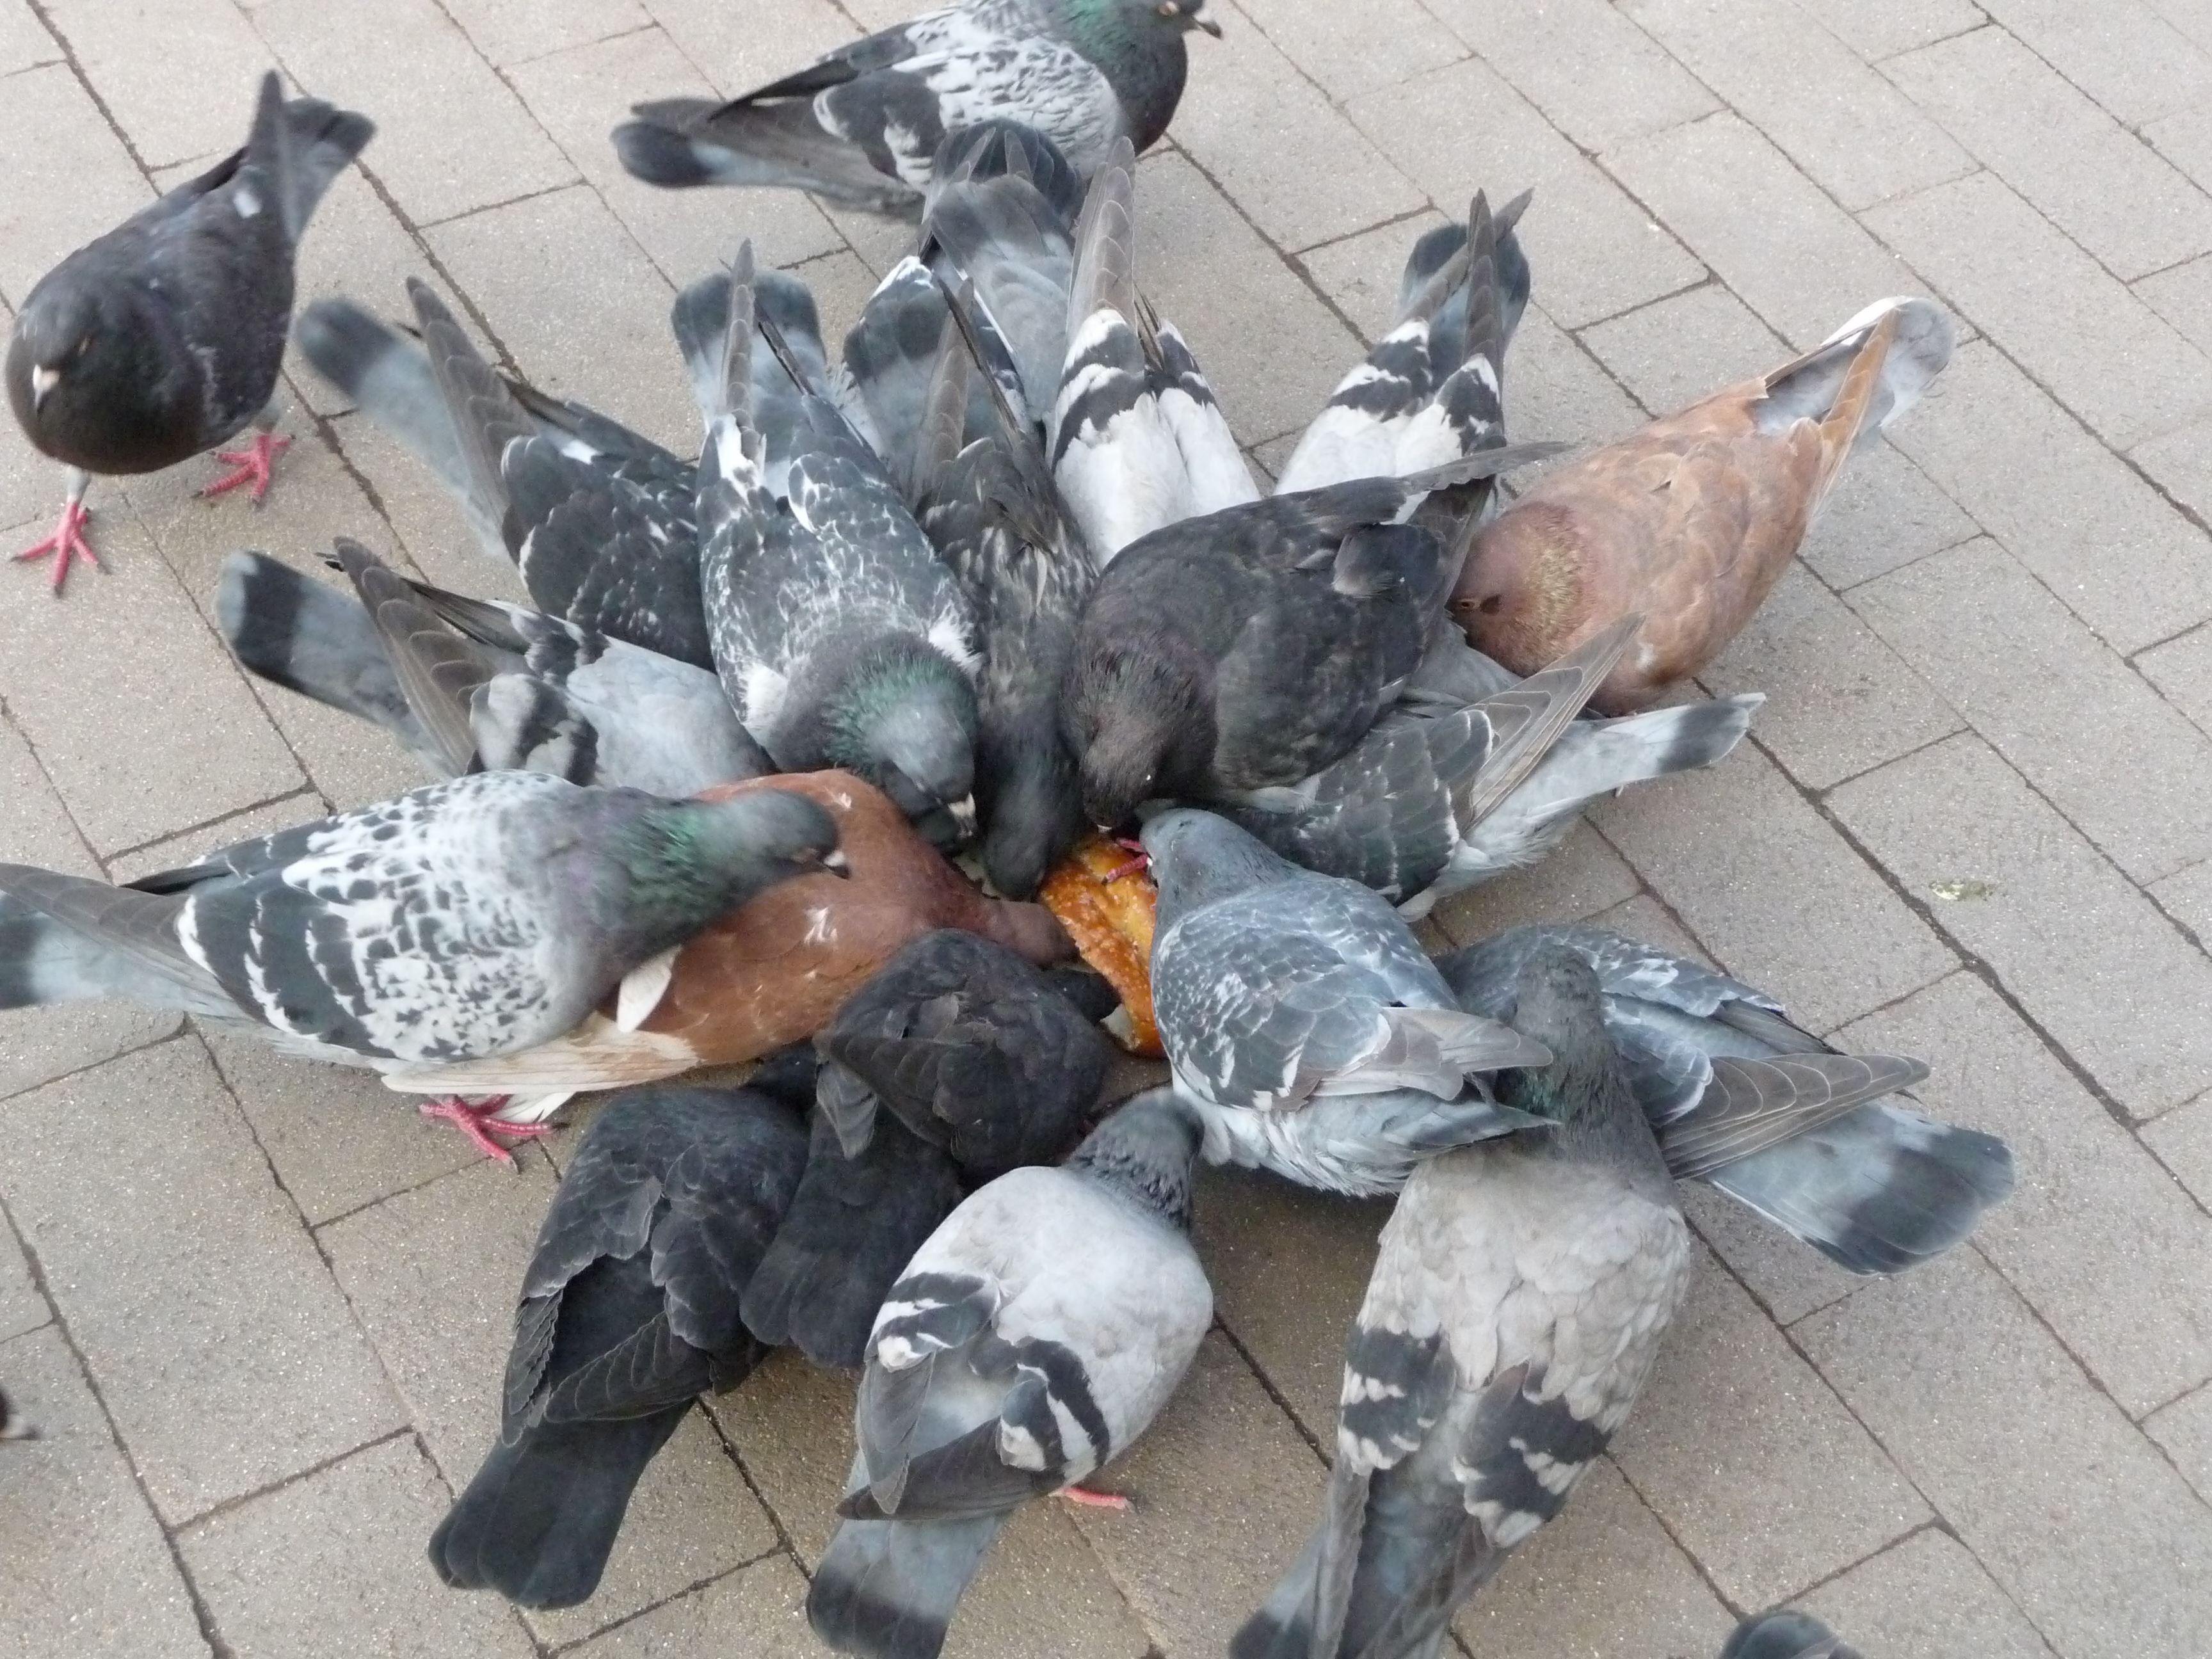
[429,1082,807,1608]
[612,0,1217,214]
[0,1385,34,1443]
[0,773,840,1153]
[1061,444,1560,830]
[1232,945,1694,1659]
[6,72,371,593]
[1439,924,2011,1276]
[740,1095,966,1372]
[808,1087,1212,1659]
[1050,138,1258,562]
[815,928,1114,1177]
[1723,1610,1861,1659]
[1141,808,1550,1196]
[698,243,984,833]
[218,541,771,795]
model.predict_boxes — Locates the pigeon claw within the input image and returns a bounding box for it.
[13,498,101,596]
[200,432,293,505]
[417,1094,547,1168]
[1102,837,1150,883]
[1060,1485,1133,1512]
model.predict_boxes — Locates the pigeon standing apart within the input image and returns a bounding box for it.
[218,541,771,795]
[429,1082,808,1608]
[613,0,1219,214]
[1452,296,1955,712]
[5,72,372,593]
[1439,924,2012,1276]
[808,1087,1212,1659]
[1142,808,1550,1196]
[0,772,840,1156]
[1723,1611,1861,1659]
[1231,945,1694,1659]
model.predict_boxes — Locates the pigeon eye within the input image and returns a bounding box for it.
[1157,1,1177,13]
[70,337,90,361]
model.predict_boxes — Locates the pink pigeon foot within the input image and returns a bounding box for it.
[1101,835,1150,884]
[200,431,292,504]
[13,497,100,595]
[417,1094,549,1167]
[1060,1486,1133,1512]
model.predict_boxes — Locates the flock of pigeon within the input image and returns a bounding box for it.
[0,3,2012,1656]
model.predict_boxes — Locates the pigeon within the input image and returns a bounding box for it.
[295,282,714,668]
[915,279,1096,897]
[1439,924,2012,1276]
[611,0,1219,214]
[1723,1610,1861,1659]
[0,1385,34,1443]
[0,772,840,1155]
[1231,944,1694,1659]
[1141,808,1550,1196]
[5,72,372,593]
[815,928,1116,1177]
[1061,445,1560,830]
[1451,296,1956,712]
[218,541,771,796]
[698,243,984,832]
[428,1082,808,1608]
[808,1087,1212,1659]
[1050,137,1260,562]
[1272,189,1532,496]
[741,1096,966,1372]
[1215,621,1759,915]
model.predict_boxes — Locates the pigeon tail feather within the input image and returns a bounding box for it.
[808,1514,1009,1659]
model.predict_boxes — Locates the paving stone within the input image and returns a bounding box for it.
[1504,303,1650,459]
[1593,739,1955,1034]
[1582,283,1790,416]
[1346,57,1705,329]
[2137,623,2212,741]
[1430,821,1645,947]
[2146,106,2212,202]
[1297,209,1448,342]
[1676,1177,1866,1327]
[2135,252,2212,358]
[1798,1528,2056,1659]
[321,1156,780,1645]
[1431,0,1716,152]
[0,505,303,856]
[323,412,529,603]
[643,0,856,96]
[1621,0,1973,209]
[44,0,276,169]
[104,797,320,886]
[2146,1382,2212,1505]
[1234,0,1464,103]
[0,1206,44,1342]
[1131,150,1364,447]
[509,26,842,285]
[1841,970,2212,1416]
[426,184,694,457]
[1066,1332,1328,1657]
[707,1352,1151,1659]
[1868,170,2212,451]
[0,300,52,535]
[1800,438,1980,591]
[1795,0,1989,63]
[1612,1246,1927,1607]
[1883,343,2212,653]
[2140,1091,2212,1207]
[439,0,648,70]
[0,713,181,1102]
[1603,113,1921,349]
[1830,733,2212,1118]
[2129,413,2212,530]
[787,247,897,354]
[1849,538,2212,885]
[0,1041,404,1522]
[1976,0,2212,126]
[2149,858,2212,947]
[1455,1458,1735,1659]
[564,1553,810,1658]
[1886,26,2212,282]
[1702,561,1962,790]
[1246,432,1300,482]
[179,1435,538,1659]
[0,63,154,307]
[1800,1249,2212,1659]
[813,194,918,280]
[0,1324,212,1659]
[0,0,56,76]
[1170,0,1427,254]
[252,0,576,227]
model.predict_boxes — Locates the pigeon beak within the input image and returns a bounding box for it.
[821,848,853,878]
[29,365,59,410]
[1192,12,1222,35]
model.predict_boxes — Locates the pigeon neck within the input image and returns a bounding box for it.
[604,799,771,947]
[1066,1091,1200,1230]
[1055,2,1191,148]
[1501,993,1671,1185]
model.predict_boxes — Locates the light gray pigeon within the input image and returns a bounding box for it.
[218,540,771,796]
[1141,808,1551,1195]
[1723,1610,1862,1659]
[1232,944,1694,1659]
[698,243,984,834]
[1049,137,1258,563]
[808,1087,1212,1659]
[613,0,1217,215]
[1439,924,2012,1276]
[0,773,841,1153]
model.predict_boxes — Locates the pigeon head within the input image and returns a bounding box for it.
[1141,808,1295,927]
[1720,1610,1859,1659]
[781,634,980,822]
[1495,943,1658,1164]
[6,275,164,465]
[977,729,1082,900]
[1067,1086,1203,1228]
[1068,644,1214,830]
[1449,501,1590,676]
